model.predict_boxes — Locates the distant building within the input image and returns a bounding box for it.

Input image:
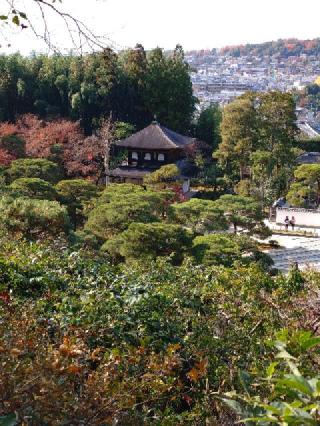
[297,122,320,139]
[296,152,320,164]
[108,121,195,192]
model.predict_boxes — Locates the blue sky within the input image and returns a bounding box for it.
[2,0,320,53]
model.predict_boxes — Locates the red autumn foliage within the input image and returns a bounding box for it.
[0,149,16,166]
[0,115,106,180]
[285,43,296,51]
[0,122,22,166]
[0,122,19,138]
[0,305,199,425]
[62,134,104,180]
[304,40,317,50]
[171,184,188,202]
[16,114,83,159]
[0,291,11,304]
[185,140,212,159]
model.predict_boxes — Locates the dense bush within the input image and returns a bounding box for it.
[103,222,194,263]
[192,233,272,268]
[55,179,99,203]
[10,177,58,200]
[85,186,173,240]
[169,197,228,233]
[144,163,180,184]
[0,238,316,424]
[6,158,63,184]
[213,194,271,237]
[55,179,100,227]
[222,330,320,424]
[0,196,70,238]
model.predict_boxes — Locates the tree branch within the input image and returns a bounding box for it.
[1,0,115,53]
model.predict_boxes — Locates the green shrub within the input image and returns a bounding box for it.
[86,186,173,240]
[213,194,270,238]
[192,233,273,270]
[103,222,194,264]
[144,164,180,184]
[10,177,58,200]
[56,179,100,227]
[0,134,25,158]
[193,234,252,267]
[6,158,63,184]
[0,239,314,424]
[0,196,70,238]
[56,179,99,202]
[221,330,320,425]
[169,197,228,233]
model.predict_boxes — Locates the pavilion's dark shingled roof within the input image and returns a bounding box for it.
[296,152,320,164]
[115,122,195,150]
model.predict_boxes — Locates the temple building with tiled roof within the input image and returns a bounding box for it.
[108,121,195,191]
[296,152,320,165]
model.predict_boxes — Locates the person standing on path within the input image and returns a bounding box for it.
[284,216,290,231]
[290,216,296,231]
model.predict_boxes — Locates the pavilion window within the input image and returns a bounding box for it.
[158,153,165,161]
[131,151,138,160]
[144,153,152,160]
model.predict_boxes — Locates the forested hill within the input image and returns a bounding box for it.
[186,38,320,58]
[0,45,195,135]
[221,38,320,58]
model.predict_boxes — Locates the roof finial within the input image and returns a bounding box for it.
[152,114,158,125]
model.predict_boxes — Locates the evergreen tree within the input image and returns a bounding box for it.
[195,103,222,150]
[121,44,151,128]
[217,91,298,204]
[145,46,196,133]
[217,93,257,180]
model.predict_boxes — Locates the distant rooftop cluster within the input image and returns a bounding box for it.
[186,38,320,109]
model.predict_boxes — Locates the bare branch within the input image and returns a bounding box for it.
[97,114,115,186]
[0,0,116,53]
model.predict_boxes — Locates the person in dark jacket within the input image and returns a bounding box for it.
[284,216,290,231]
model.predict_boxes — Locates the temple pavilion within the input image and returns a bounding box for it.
[108,121,196,191]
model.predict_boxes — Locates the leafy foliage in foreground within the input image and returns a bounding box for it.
[221,330,320,425]
[0,238,317,424]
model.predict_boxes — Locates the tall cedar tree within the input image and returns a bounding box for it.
[145,45,196,133]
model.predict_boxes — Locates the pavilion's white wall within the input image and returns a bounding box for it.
[182,179,190,194]
[276,208,320,227]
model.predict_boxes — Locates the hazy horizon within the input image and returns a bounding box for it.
[1,0,320,54]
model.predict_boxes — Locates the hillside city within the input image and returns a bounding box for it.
[186,41,320,136]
